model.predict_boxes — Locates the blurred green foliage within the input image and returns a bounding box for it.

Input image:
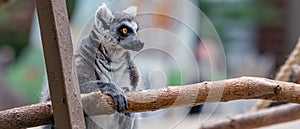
[0,0,76,103]
[199,0,279,23]
[0,32,28,57]
[168,68,182,86]
[66,0,76,19]
[0,0,75,56]
[0,1,29,57]
[6,49,45,103]
[198,0,280,46]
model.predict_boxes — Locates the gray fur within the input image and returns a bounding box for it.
[40,4,144,129]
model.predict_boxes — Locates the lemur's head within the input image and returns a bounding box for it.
[94,4,144,52]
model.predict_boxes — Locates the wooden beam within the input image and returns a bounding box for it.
[35,0,85,128]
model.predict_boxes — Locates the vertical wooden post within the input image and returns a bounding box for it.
[36,0,86,128]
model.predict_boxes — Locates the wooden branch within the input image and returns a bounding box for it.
[199,104,300,129]
[254,38,300,110]
[291,64,300,84]
[2,77,300,128]
[0,102,53,128]
[200,64,300,129]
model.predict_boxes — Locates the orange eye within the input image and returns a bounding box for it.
[122,28,128,34]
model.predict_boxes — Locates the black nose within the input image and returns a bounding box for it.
[134,40,144,51]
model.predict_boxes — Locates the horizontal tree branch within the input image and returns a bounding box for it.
[201,64,300,129]
[0,102,53,128]
[199,103,300,129]
[1,77,300,128]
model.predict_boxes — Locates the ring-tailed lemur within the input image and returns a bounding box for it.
[40,4,144,129]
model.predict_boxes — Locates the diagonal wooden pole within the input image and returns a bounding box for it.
[35,0,85,128]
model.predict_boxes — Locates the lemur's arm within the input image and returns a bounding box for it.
[75,36,131,112]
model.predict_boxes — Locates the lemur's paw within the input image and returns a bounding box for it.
[97,82,128,112]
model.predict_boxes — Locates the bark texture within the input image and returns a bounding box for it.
[0,102,53,129]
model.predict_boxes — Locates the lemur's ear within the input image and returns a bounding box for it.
[122,6,137,17]
[96,3,114,24]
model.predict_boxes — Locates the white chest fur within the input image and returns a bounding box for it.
[108,61,131,90]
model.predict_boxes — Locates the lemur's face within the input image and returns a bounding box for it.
[95,4,144,51]
[111,13,144,51]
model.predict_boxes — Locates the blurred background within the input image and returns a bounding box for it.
[0,0,300,129]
